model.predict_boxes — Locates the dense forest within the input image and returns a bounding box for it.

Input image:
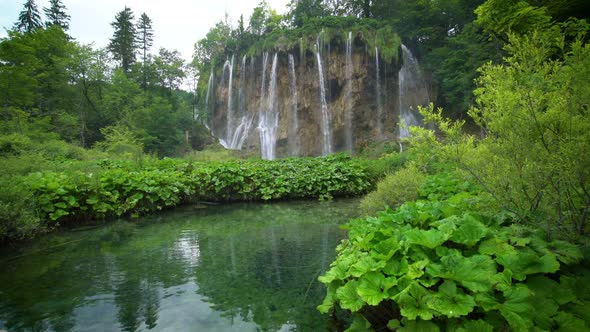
[1,0,590,330]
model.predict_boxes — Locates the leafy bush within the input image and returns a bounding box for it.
[360,162,426,216]
[0,177,44,242]
[318,173,589,331]
[0,155,374,242]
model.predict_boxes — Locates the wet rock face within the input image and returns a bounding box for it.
[207,40,428,158]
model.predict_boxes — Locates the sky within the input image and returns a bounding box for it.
[0,0,288,62]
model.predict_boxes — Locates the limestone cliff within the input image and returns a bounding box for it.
[205,34,429,159]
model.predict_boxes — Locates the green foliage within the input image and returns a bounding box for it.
[318,173,589,330]
[416,30,590,238]
[0,155,374,242]
[93,123,144,158]
[0,177,43,242]
[360,162,426,216]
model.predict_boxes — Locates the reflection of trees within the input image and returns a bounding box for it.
[0,221,194,332]
[0,200,358,331]
[194,221,345,331]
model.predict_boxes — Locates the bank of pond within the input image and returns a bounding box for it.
[1,156,589,331]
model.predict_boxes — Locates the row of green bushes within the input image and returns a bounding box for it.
[0,155,374,243]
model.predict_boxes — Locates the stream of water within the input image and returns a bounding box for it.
[0,199,360,332]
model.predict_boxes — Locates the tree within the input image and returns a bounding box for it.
[14,0,43,33]
[136,13,154,90]
[286,0,328,27]
[136,13,154,63]
[108,7,137,72]
[249,1,270,36]
[44,0,70,31]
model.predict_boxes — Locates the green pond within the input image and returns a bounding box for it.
[0,199,360,332]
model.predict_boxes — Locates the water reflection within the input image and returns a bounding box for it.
[0,199,359,331]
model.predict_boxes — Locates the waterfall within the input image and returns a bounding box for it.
[258,53,279,160]
[315,38,332,156]
[288,54,299,156]
[228,55,252,150]
[224,55,235,144]
[205,71,214,132]
[375,47,383,136]
[398,44,428,144]
[344,32,353,152]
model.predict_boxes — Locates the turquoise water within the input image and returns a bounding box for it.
[0,199,360,331]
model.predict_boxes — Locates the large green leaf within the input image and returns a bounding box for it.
[397,282,436,320]
[450,214,488,247]
[357,271,397,306]
[350,255,386,278]
[427,281,476,318]
[371,237,401,260]
[405,228,449,249]
[426,253,496,292]
[319,260,350,283]
[496,249,559,281]
[554,312,588,332]
[548,240,583,265]
[337,281,365,312]
[498,284,535,331]
[408,259,430,279]
[383,257,409,276]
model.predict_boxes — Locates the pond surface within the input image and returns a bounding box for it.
[0,199,360,332]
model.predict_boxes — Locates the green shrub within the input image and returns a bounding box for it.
[318,173,589,330]
[0,177,44,243]
[0,133,34,156]
[2,155,373,241]
[360,162,426,216]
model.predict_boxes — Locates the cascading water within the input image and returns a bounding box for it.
[224,55,235,145]
[258,53,279,160]
[229,55,252,150]
[288,54,299,156]
[205,71,214,132]
[375,47,383,136]
[398,44,429,146]
[344,32,353,151]
[315,37,332,156]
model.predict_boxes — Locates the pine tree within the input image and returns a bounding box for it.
[136,13,154,90]
[44,0,71,30]
[14,0,43,33]
[136,13,154,63]
[108,7,137,72]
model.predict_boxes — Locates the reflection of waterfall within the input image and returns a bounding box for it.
[344,32,353,152]
[288,54,299,156]
[398,44,429,142]
[375,47,383,136]
[258,53,279,160]
[315,38,332,156]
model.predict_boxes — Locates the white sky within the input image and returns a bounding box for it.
[0,0,288,62]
